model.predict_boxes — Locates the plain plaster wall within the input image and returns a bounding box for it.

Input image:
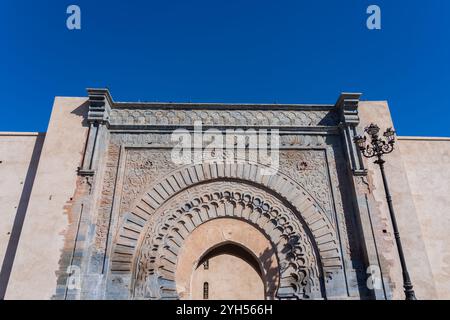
[176,218,278,300]
[4,97,89,299]
[398,137,450,299]
[191,252,265,300]
[358,101,438,299]
[0,132,44,298]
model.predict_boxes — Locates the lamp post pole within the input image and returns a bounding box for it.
[354,124,417,300]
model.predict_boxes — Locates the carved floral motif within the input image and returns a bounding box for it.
[109,109,339,127]
[119,149,178,214]
[95,144,120,252]
[280,150,333,222]
[118,147,338,228]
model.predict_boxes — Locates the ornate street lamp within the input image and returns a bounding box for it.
[354,123,417,300]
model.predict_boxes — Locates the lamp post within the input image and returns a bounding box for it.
[354,123,417,300]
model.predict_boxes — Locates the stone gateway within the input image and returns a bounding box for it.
[0,89,449,300]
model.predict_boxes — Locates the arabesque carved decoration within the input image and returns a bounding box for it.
[94,144,120,252]
[64,90,377,301]
[117,147,338,226]
[109,109,339,127]
[133,181,322,300]
[109,160,343,300]
[280,150,332,221]
[119,149,178,214]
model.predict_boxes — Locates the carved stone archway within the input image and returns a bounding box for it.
[110,162,343,299]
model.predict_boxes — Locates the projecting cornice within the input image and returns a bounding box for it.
[86,88,336,110]
[85,88,365,132]
[336,92,363,127]
[86,88,113,124]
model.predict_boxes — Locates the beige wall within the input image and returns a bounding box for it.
[398,137,450,299]
[359,101,438,299]
[4,97,89,299]
[0,132,44,298]
[176,218,279,300]
[192,253,265,300]
[0,133,42,266]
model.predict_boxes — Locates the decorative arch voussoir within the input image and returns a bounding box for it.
[111,162,343,298]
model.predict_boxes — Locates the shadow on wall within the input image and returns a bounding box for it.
[70,100,90,128]
[260,245,281,299]
[0,133,46,299]
[196,241,280,300]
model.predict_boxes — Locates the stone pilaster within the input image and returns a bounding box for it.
[336,93,387,299]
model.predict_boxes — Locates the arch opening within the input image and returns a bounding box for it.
[192,242,266,300]
[174,218,279,300]
[198,243,263,278]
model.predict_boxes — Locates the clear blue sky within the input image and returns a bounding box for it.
[1,1,449,136]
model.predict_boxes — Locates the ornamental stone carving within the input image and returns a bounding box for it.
[133,181,322,299]
[119,149,178,214]
[110,160,343,300]
[109,108,339,127]
[115,147,339,227]
[55,90,385,301]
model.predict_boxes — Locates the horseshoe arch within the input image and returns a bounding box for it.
[110,161,343,299]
